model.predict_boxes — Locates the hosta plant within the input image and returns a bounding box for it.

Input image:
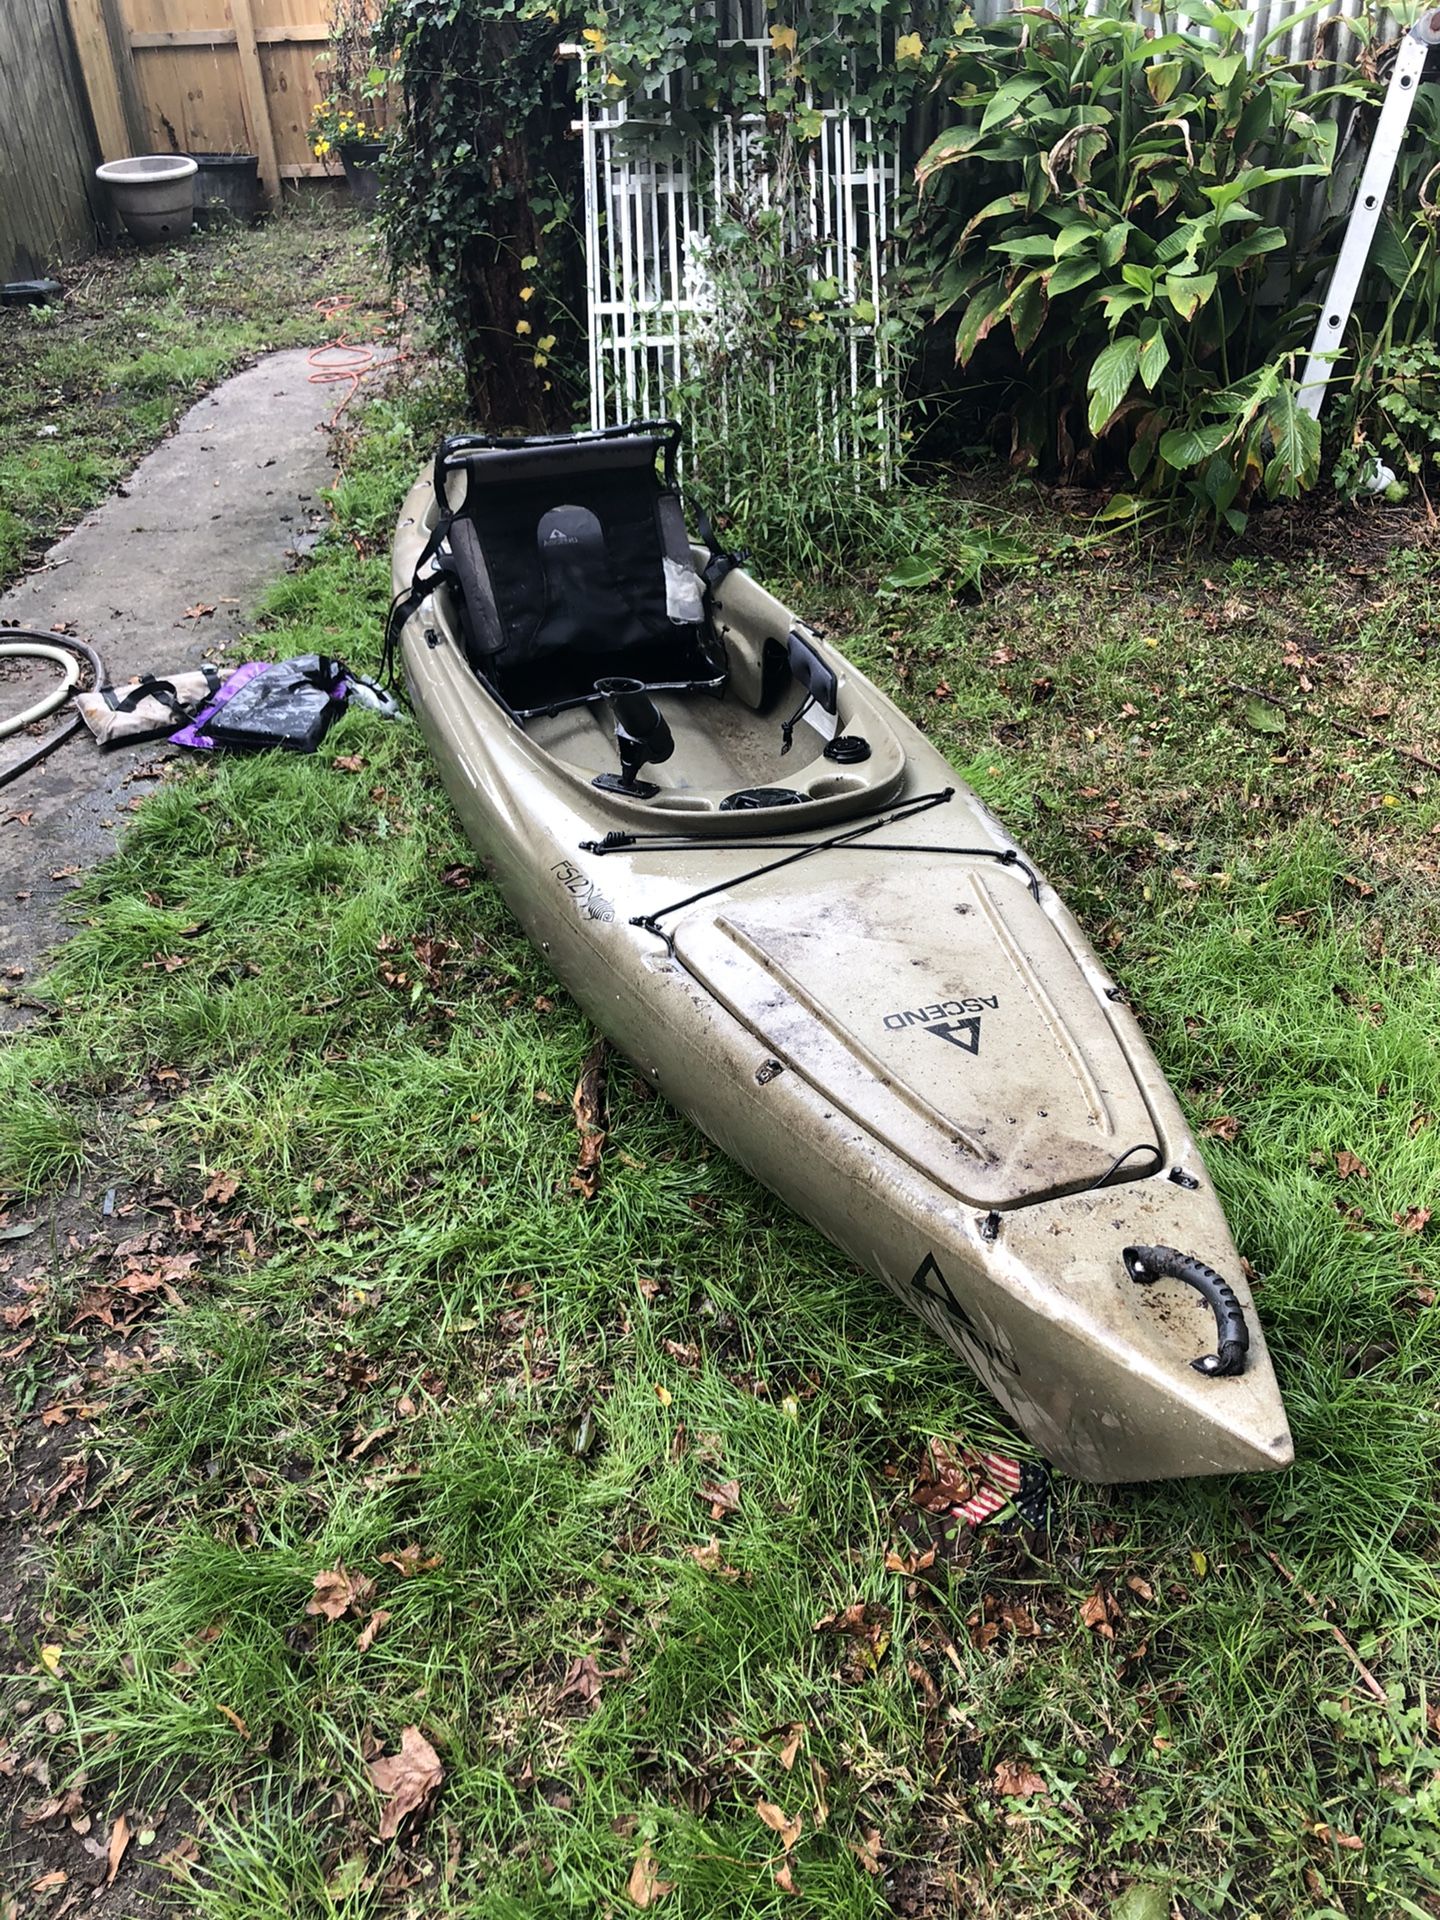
[912,0,1369,526]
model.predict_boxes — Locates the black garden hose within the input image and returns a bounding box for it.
[0,629,105,792]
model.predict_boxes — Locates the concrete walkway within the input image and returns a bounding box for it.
[1,348,343,1018]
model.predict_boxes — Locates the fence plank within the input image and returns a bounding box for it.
[228,0,281,202]
[65,0,131,159]
[0,0,104,279]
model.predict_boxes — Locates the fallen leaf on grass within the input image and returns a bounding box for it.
[1080,1586,1121,1639]
[107,1811,131,1884]
[31,1869,67,1890]
[571,1039,607,1201]
[203,1172,239,1206]
[20,1788,83,1828]
[885,1542,938,1576]
[626,1842,673,1908]
[357,1609,392,1652]
[306,1565,375,1621]
[1125,1574,1155,1602]
[1395,1206,1432,1237]
[696,1478,741,1520]
[848,1827,883,1875]
[439,864,474,890]
[911,1438,978,1513]
[774,1860,799,1894]
[778,1724,805,1771]
[38,1644,64,1677]
[813,1601,891,1672]
[1201,1115,1241,1141]
[755,1799,803,1849]
[367,1725,443,1840]
[556,1653,603,1708]
[331,754,366,773]
[1334,1150,1369,1180]
[685,1537,741,1580]
[378,1543,441,1578]
[993,1758,1047,1799]
[214,1703,249,1739]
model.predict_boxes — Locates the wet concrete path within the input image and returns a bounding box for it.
[1,348,342,1016]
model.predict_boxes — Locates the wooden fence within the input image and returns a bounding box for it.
[0,0,107,281]
[69,0,356,208]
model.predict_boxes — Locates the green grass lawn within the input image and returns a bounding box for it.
[0,203,389,592]
[2,377,1438,1919]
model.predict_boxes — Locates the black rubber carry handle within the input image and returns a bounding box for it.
[1122,1244,1250,1378]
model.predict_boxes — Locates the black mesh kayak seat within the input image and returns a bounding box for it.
[432,421,726,720]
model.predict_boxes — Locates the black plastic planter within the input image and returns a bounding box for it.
[340,141,386,212]
[191,153,262,227]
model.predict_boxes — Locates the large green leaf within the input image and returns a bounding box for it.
[957,192,1027,252]
[979,74,1052,135]
[1053,220,1097,259]
[1262,386,1322,499]
[1157,421,1233,469]
[955,280,1008,367]
[1045,257,1101,298]
[1099,222,1133,268]
[915,123,989,188]
[1010,272,1048,356]
[1087,336,1142,438]
[1163,271,1217,320]
[1146,60,1183,105]
[1138,326,1170,392]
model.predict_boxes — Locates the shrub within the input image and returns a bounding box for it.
[376,0,583,428]
[910,0,1372,527]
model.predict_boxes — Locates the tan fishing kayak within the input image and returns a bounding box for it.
[388,422,1293,1484]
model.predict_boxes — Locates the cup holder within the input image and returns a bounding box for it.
[649,792,714,812]
[805,774,868,801]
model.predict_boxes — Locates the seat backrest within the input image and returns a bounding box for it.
[436,425,715,714]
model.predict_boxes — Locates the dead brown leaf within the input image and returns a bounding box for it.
[848,1826,883,1875]
[556,1653,603,1708]
[993,1758,1047,1799]
[777,1724,805,1771]
[696,1478,741,1520]
[911,1438,977,1513]
[755,1798,803,1849]
[884,1542,938,1576]
[107,1811,131,1885]
[1080,1585,1122,1640]
[214,1704,249,1739]
[331,754,367,773]
[378,1542,442,1578]
[31,1870,67,1891]
[1334,1150,1369,1180]
[626,1842,673,1908]
[20,1788,83,1828]
[1395,1206,1432,1237]
[1201,1115,1241,1141]
[367,1725,443,1840]
[181,603,216,622]
[357,1609,392,1652]
[306,1565,376,1621]
[571,1039,608,1200]
[203,1171,240,1205]
[1125,1574,1155,1602]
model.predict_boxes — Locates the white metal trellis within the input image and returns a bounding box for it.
[571,11,898,450]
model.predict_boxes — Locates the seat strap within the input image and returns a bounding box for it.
[381,469,469,684]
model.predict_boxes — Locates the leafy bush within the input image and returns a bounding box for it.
[376,0,582,428]
[911,0,1367,527]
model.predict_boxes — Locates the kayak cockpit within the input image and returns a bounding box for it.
[395,420,908,831]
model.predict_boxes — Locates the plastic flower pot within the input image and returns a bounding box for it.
[340,140,386,212]
[95,155,198,245]
[190,153,262,228]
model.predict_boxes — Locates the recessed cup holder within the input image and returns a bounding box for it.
[804,774,867,801]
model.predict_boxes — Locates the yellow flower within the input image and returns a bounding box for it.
[314,138,332,157]
[515,320,532,335]
[538,334,556,352]
[582,26,606,48]
[519,285,535,302]
[533,352,549,367]
[896,31,924,59]
[770,24,797,56]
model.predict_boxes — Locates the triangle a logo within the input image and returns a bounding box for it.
[927,1016,981,1056]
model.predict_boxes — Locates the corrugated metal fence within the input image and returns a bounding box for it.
[0,0,106,281]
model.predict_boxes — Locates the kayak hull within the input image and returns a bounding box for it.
[392,471,1293,1484]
